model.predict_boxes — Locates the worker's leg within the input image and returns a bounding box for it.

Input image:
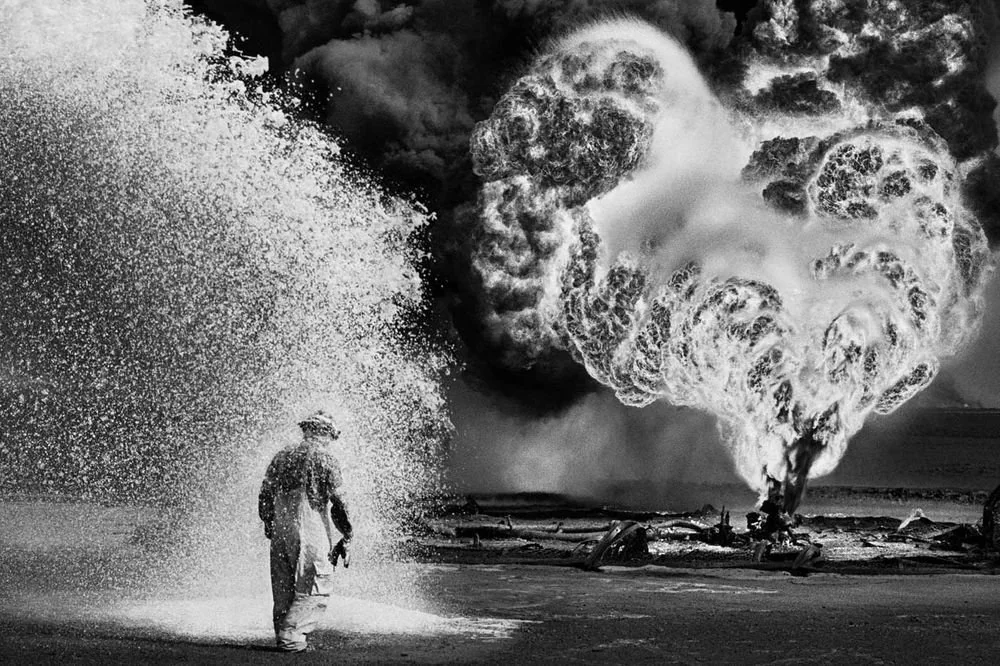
[270,539,297,640]
[275,542,335,651]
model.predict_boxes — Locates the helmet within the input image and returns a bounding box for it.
[298,410,340,439]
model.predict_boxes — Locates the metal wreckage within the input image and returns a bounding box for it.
[420,483,1000,574]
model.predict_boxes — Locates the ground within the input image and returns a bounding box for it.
[4,565,1000,664]
[2,492,1000,664]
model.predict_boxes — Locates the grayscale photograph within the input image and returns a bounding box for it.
[2,0,1000,663]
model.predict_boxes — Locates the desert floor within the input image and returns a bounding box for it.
[2,491,999,664]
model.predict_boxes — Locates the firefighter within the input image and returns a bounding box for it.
[258,411,353,652]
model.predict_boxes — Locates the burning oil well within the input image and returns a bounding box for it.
[462,4,998,514]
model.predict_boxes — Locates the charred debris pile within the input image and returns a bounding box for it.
[416,488,1000,575]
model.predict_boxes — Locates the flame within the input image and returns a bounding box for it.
[468,18,993,511]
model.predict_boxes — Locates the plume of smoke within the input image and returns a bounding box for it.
[182,1,747,384]
[189,1,740,188]
[294,28,475,181]
[744,0,1000,160]
[447,380,734,508]
[465,19,738,367]
[466,16,994,511]
[492,0,737,53]
[184,1,1000,393]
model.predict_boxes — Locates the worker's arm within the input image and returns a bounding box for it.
[323,455,353,566]
[328,492,353,567]
[329,492,353,541]
[321,453,352,540]
[258,461,279,539]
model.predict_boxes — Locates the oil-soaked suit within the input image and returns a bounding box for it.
[258,435,352,652]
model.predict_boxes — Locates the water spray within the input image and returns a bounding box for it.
[1,0,452,634]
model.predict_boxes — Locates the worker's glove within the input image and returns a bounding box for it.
[330,538,351,568]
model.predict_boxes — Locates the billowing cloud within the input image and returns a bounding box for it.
[192,1,739,189]
[296,29,474,180]
[464,14,994,509]
[188,1,1000,422]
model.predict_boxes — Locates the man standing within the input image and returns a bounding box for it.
[258,411,353,652]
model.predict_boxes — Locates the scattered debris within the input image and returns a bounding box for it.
[705,508,735,547]
[583,521,648,569]
[746,484,797,544]
[791,544,823,572]
[485,521,650,571]
[982,483,1000,550]
[421,493,1000,573]
[929,524,982,552]
[897,508,929,532]
[461,496,481,515]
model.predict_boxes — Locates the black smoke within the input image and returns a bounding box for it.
[187,1,743,193]
[183,1,752,407]
[741,0,1000,238]
[185,1,1000,412]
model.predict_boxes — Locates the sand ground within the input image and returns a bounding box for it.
[2,497,1000,664]
[2,563,1000,664]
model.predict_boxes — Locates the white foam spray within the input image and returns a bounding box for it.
[1,0,453,639]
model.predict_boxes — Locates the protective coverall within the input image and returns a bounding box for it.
[258,436,352,652]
